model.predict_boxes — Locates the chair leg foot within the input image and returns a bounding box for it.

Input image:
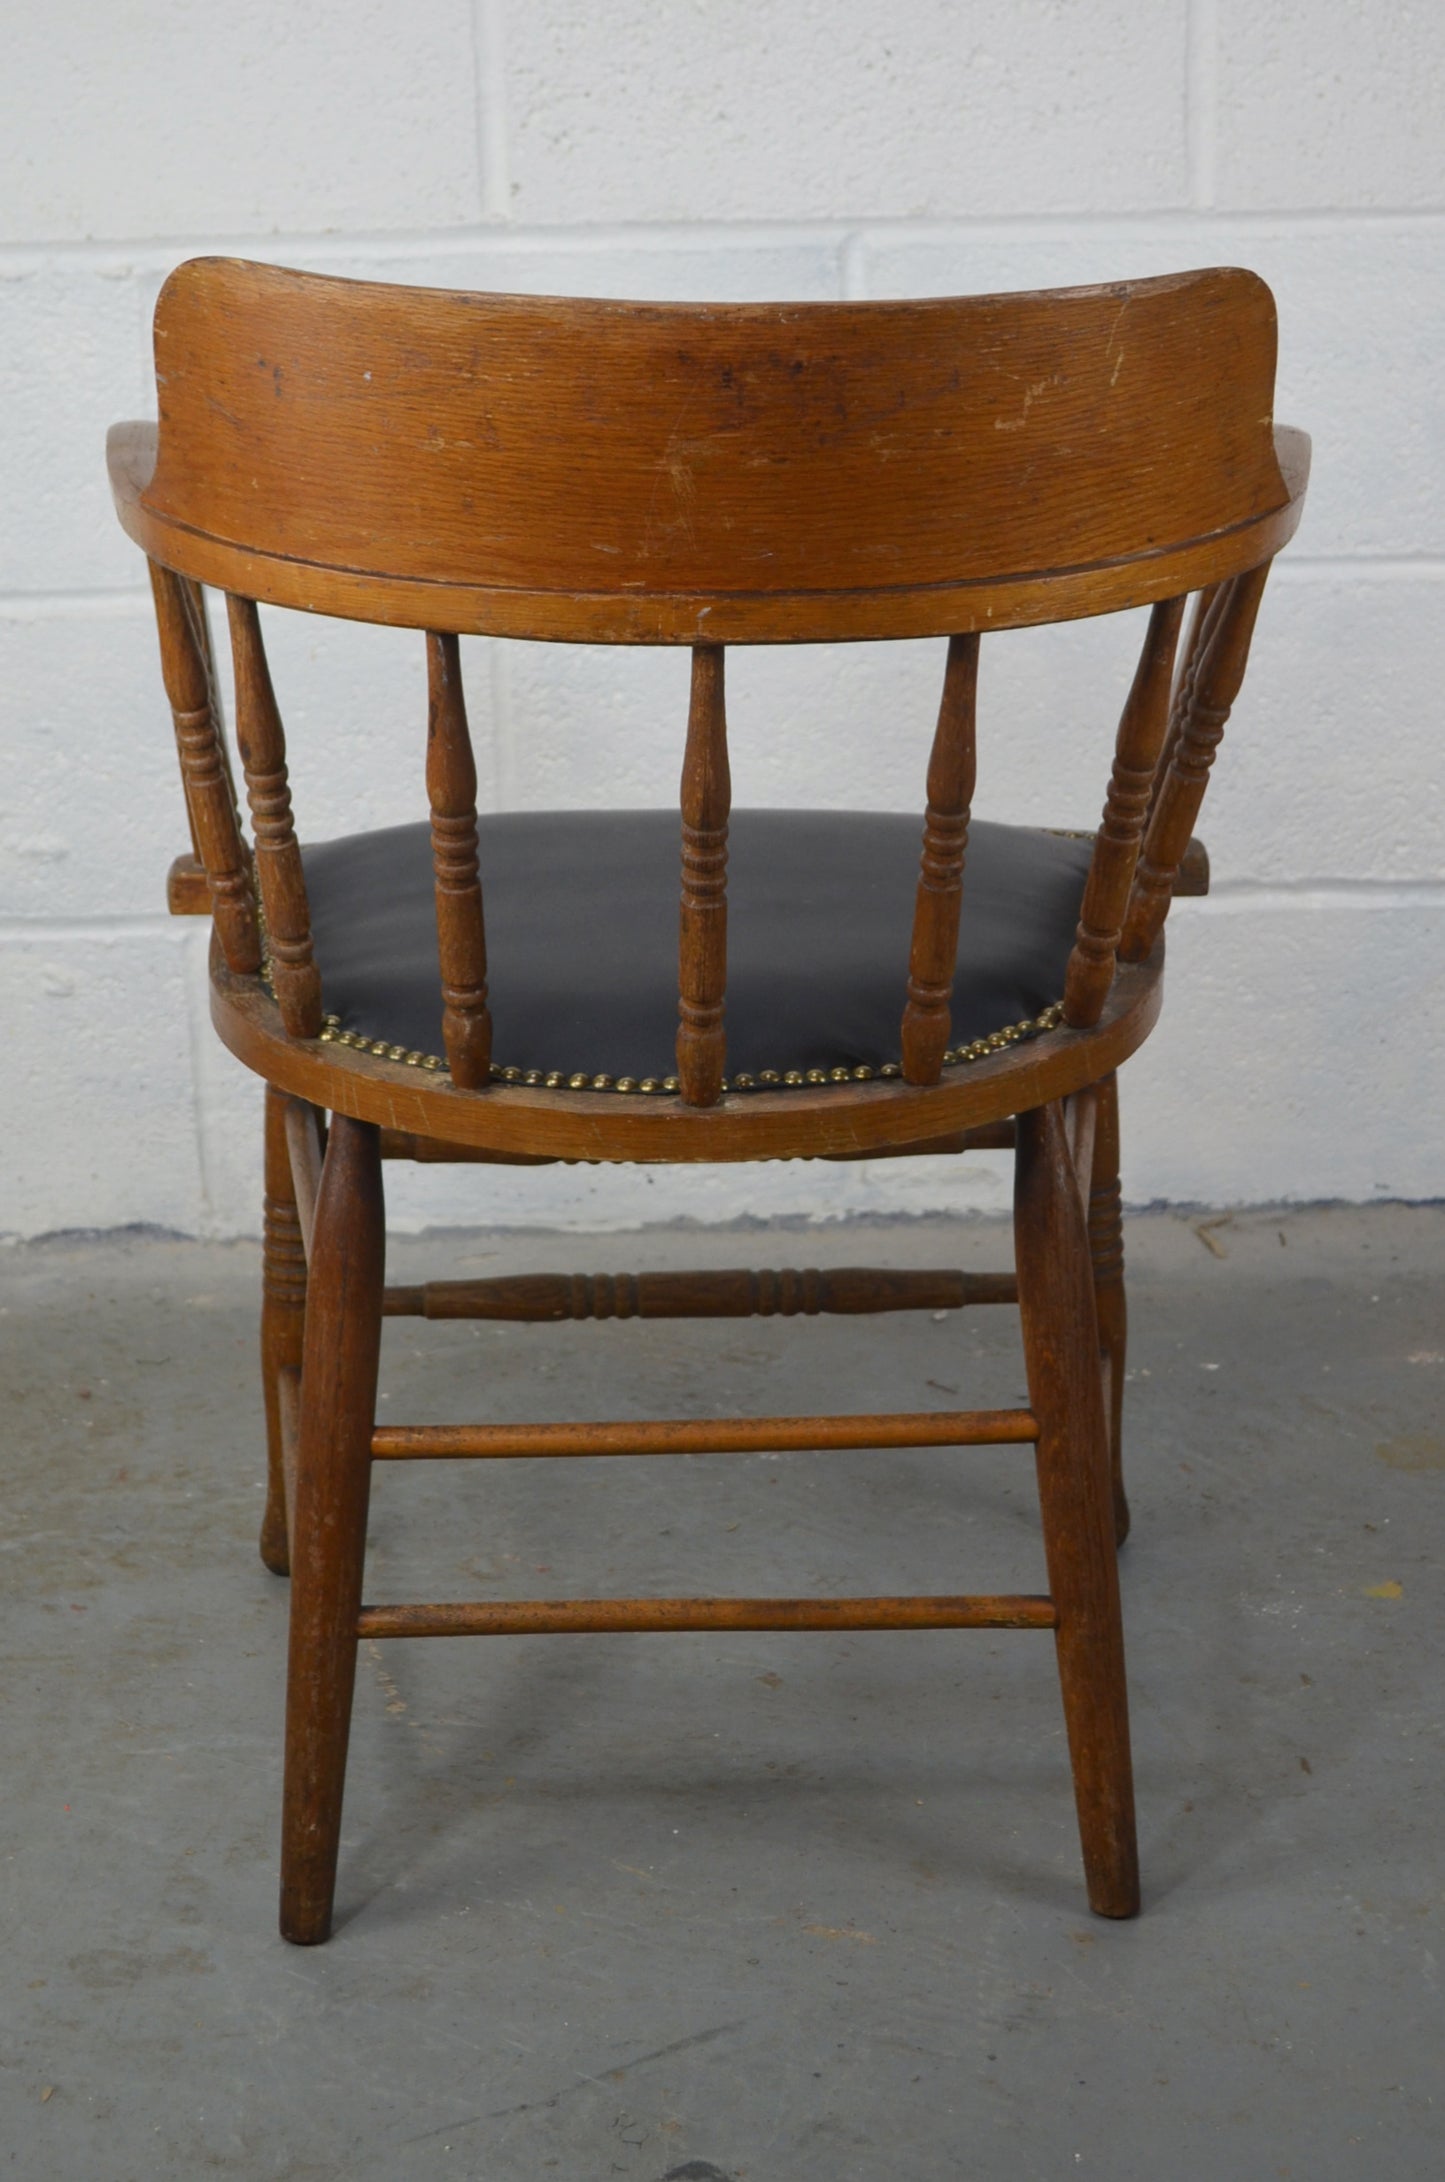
[260,1085,307,1577]
[279,1114,384,1946]
[1087,1072,1131,1550]
[1017,1097,1140,1920]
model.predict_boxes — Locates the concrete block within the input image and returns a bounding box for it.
[1215,0,1445,209]
[506,1,1190,223]
[0,601,185,921]
[0,259,150,593]
[2,0,483,243]
[1208,571,1445,886]
[1125,899,1445,1202]
[0,927,205,1236]
[858,221,1445,558]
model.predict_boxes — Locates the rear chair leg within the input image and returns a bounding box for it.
[1087,1072,1130,1547]
[1015,1097,1140,1919]
[279,1114,385,1945]
[260,1085,306,1575]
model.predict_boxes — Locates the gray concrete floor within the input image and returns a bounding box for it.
[2,1205,1442,2180]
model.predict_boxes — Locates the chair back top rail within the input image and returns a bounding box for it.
[109,258,1307,645]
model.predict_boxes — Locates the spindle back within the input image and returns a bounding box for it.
[111,260,1309,1108]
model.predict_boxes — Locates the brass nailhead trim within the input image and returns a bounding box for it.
[311,1000,1068,1093]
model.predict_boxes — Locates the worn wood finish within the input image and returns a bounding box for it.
[372,1409,1038,1460]
[1064,596,1186,1026]
[279,1115,384,1946]
[425,631,492,1088]
[149,561,260,973]
[226,594,322,1037]
[1121,562,1271,963]
[381,1265,1018,1321]
[259,1085,305,1575]
[113,262,1304,645]
[358,1596,1059,1639]
[1015,1099,1139,1917]
[677,644,731,1105]
[902,633,980,1083]
[1088,1072,1130,1547]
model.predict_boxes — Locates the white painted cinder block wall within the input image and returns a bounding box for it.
[3,1,1442,1238]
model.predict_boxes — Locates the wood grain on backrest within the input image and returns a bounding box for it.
[113,259,1303,644]
[115,262,1307,1096]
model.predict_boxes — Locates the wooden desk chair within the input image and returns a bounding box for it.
[109,258,1308,1943]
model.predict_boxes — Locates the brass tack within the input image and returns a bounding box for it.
[759,1070,781,1087]
[852,1065,874,1081]
[829,1066,851,1083]
[733,1073,756,1091]
[544,1071,563,1089]
[639,1078,660,1094]
[784,1070,804,1086]
[524,1069,543,1085]
[591,1074,614,1091]
[879,1063,902,1079]
[615,1076,637,1093]
[663,1076,679,1092]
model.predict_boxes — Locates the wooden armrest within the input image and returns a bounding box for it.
[1175,836,1210,896]
[167,852,212,914]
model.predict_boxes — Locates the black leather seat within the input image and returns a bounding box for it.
[302,811,1092,1092]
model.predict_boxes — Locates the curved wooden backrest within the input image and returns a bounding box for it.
[116,260,1309,1107]
[111,257,1305,644]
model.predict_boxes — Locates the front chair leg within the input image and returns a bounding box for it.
[1015,1098,1140,1919]
[1087,1072,1130,1547]
[279,1114,385,1945]
[259,1085,307,1575]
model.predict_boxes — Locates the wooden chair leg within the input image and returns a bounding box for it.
[1087,1072,1130,1547]
[279,1114,385,1945]
[260,1084,306,1575]
[1015,1098,1140,1919]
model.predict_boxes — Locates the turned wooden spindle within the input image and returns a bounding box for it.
[1120,561,1272,964]
[1063,595,1186,1026]
[149,561,260,973]
[425,631,492,1088]
[1148,582,1225,828]
[676,643,730,1106]
[902,632,981,1084]
[227,594,323,1037]
[381,1264,1019,1322]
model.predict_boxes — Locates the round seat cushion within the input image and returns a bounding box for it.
[300,810,1092,1086]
